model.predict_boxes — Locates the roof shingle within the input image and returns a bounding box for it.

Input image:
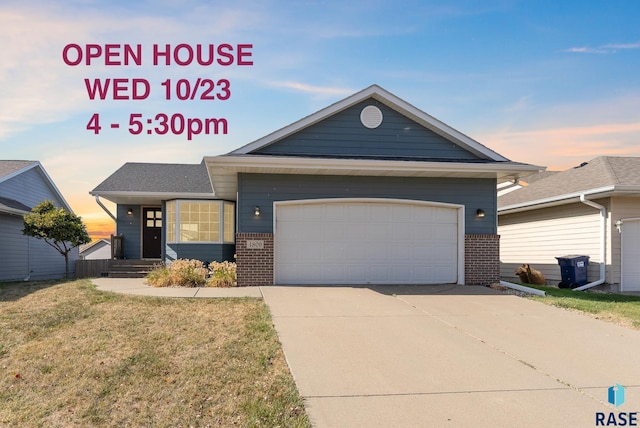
[498,156,640,208]
[92,161,212,194]
[0,160,36,180]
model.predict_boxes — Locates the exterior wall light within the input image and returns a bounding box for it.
[127,208,133,216]
[476,209,485,218]
[254,206,261,216]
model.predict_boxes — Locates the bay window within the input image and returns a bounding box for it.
[166,200,235,243]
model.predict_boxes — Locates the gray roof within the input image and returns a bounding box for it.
[0,160,36,180]
[498,156,640,209]
[92,161,213,194]
[521,170,560,185]
[0,196,31,213]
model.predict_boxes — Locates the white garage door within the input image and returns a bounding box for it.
[274,199,462,285]
[622,219,640,292]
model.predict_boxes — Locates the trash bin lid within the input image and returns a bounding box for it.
[555,255,590,260]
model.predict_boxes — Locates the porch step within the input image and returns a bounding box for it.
[108,260,160,278]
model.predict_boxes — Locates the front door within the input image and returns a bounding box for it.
[142,207,162,259]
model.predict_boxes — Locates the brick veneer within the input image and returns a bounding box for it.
[465,234,500,286]
[236,233,274,286]
[236,232,499,287]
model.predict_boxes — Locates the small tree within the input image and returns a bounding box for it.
[22,200,91,279]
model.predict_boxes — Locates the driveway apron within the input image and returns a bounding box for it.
[261,285,640,427]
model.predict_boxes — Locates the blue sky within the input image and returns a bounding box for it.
[2,0,640,237]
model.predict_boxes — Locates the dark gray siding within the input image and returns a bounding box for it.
[238,173,496,235]
[165,244,235,264]
[116,205,141,259]
[253,100,482,161]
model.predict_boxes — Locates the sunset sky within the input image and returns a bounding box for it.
[2,0,640,240]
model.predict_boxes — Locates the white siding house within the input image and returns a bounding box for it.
[80,239,111,260]
[498,157,640,292]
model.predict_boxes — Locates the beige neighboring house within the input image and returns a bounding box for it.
[498,156,640,292]
[79,239,111,260]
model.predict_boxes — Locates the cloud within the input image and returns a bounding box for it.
[477,121,640,170]
[268,81,354,97]
[565,41,640,54]
[603,42,640,50]
[564,47,609,54]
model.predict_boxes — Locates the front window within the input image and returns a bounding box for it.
[166,200,235,244]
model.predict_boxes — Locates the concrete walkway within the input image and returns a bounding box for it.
[91,277,263,298]
[261,284,640,428]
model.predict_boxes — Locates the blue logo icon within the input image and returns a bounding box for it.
[608,384,625,407]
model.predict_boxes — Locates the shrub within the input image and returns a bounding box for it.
[207,261,237,288]
[146,259,208,287]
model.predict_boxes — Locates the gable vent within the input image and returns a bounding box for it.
[360,105,383,129]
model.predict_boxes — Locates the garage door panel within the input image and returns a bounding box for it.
[275,200,460,285]
[392,205,413,221]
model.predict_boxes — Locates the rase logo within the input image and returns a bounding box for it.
[610,384,626,408]
[596,384,638,426]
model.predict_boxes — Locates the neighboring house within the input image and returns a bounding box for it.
[0,161,80,281]
[498,156,640,292]
[80,239,111,260]
[91,85,541,287]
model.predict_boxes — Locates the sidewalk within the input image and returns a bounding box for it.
[91,277,263,298]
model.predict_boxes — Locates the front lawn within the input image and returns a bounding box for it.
[526,285,640,330]
[0,279,309,427]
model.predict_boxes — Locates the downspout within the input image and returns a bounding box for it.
[94,196,117,222]
[573,194,606,291]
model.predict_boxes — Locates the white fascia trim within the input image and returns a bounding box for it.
[498,186,617,214]
[0,206,29,216]
[207,155,541,175]
[230,84,509,161]
[35,162,74,212]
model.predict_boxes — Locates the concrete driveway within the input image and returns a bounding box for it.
[261,285,640,427]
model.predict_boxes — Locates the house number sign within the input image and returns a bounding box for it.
[246,240,264,249]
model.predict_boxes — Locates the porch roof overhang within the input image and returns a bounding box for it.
[204,155,544,201]
[88,191,215,205]
[498,185,640,214]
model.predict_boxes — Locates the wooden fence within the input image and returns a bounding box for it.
[75,259,111,278]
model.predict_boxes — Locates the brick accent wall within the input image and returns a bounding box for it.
[465,234,500,286]
[236,233,273,287]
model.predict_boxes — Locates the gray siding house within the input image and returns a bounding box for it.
[0,161,80,281]
[92,85,541,286]
[499,156,640,292]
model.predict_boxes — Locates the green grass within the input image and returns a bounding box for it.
[526,285,640,329]
[0,279,310,427]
